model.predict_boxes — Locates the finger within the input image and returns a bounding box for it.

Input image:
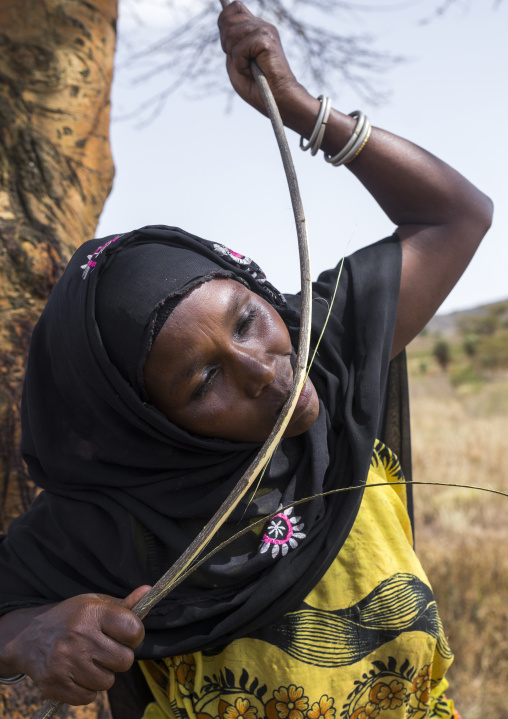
[93,585,151,610]
[99,604,145,649]
[219,14,261,55]
[90,634,135,674]
[122,585,152,611]
[221,10,282,67]
[218,1,263,53]
[37,677,97,707]
[227,27,262,77]
[220,0,254,23]
[230,1,253,15]
[228,25,284,82]
[71,662,116,693]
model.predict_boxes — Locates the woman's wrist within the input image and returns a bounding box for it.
[276,84,350,146]
[0,611,27,678]
[274,83,320,134]
[276,89,366,162]
[0,605,51,678]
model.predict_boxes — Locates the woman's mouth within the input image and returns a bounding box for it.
[274,375,312,422]
[293,377,313,415]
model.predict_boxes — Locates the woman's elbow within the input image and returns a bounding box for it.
[471,190,494,238]
[453,189,494,253]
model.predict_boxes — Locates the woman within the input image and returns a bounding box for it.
[0,3,492,718]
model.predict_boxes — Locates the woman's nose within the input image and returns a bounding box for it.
[233,347,276,398]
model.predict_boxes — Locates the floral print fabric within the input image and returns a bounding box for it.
[140,442,459,719]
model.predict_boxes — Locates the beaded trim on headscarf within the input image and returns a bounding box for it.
[210,242,286,307]
[81,232,286,310]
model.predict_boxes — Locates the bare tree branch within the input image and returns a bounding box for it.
[419,0,504,25]
[116,0,404,124]
[115,0,504,124]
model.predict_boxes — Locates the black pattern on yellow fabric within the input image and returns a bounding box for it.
[240,574,452,668]
[371,440,405,483]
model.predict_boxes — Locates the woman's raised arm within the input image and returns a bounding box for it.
[219,2,493,357]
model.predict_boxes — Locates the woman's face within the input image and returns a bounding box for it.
[143,278,320,442]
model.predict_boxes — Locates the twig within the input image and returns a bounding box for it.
[32,1,313,717]
[110,479,508,598]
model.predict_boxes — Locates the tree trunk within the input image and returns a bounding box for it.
[0,0,117,715]
[0,0,116,526]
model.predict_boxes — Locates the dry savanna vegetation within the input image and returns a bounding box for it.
[408,301,508,719]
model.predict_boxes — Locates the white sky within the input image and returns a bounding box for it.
[97,0,508,315]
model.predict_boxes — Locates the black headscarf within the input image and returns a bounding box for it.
[0,225,402,658]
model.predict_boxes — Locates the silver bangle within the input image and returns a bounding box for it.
[0,673,26,684]
[343,124,372,165]
[325,111,371,166]
[300,95,332,156]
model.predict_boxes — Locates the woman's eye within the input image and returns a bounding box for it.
[192,368,217,399]
[235,308,257,337]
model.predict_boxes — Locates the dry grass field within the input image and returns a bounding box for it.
[409,367,508,718]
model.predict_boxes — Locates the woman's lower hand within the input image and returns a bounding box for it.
[0,585,151,706]
[218,1,310,118]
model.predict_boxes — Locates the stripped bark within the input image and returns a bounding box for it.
[0,0,117,530]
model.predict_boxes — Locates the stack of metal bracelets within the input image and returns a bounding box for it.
[300,95,371,166]
[0,673,26,684]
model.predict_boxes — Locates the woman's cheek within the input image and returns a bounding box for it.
[200,391,233,423]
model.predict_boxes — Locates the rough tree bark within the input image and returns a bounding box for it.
[0,0,117,715]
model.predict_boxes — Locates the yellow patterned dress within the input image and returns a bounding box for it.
[139,442,460,719]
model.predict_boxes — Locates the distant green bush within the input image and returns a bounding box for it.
[433,339,451,372]
[450,364,483,389]
[463,333,479,358]
[478,329,508,369]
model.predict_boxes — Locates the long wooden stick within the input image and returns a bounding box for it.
[32,4,312,718]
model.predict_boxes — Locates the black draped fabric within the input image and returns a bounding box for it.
[0,226,402,658]
[381,351,414,533]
